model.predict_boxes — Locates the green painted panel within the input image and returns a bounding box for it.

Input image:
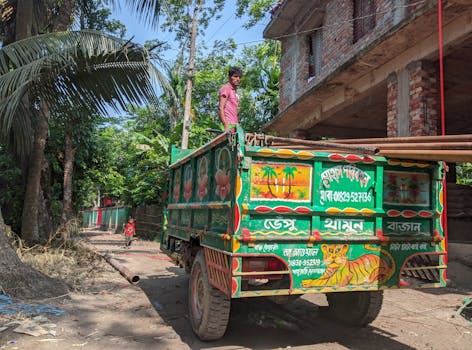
[383,219,431,237]
[316,163,376,209]
[211,209,230,232]
[383,170,431,207]
[183,162,194,202]
[319,216,375,237]
[195,154,210,201]
[246,215,310,236]
[181,210,191,227]
[167,209,178,225]
[250,161,312,202]
[171,145,193,164]
[171,168,182,203]
[244,241,439,289]
[212,146,233,202]
[193,209,209,229]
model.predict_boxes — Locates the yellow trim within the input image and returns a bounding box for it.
[232,237,241,252]
[326,207,376,215]
[297,151,315,159]
[387,159,430,168]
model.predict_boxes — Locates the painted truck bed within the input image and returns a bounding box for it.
[161,127,446,298]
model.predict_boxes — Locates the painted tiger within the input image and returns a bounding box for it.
[301,244,395,287]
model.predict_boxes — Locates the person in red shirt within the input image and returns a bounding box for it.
[218,66,242,131]
[123,217,135,248]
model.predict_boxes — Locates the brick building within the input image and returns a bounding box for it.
[264,0,472,241]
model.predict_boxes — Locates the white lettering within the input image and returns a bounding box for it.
[321,165,371,189]
[264,218,297,232]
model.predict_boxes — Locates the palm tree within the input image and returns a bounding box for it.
[282,166,297,197]
[261,165,277,198]
[0,30,164,242]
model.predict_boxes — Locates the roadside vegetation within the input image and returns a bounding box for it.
[0,0,280,298]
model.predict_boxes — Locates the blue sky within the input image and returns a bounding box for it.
[112,2,271,63]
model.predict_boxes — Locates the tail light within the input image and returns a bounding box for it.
[242,257,286,280]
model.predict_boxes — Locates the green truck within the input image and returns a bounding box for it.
[161,126,447,340]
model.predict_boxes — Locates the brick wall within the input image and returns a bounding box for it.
[386,60,439,137]
[407,60,439,136]
[278,0,423,111]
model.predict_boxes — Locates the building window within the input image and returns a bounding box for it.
[353,0,376,42]
[308,29,322,78]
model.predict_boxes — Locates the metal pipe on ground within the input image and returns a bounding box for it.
[101,253,140,285]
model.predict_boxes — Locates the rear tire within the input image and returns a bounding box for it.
[188,250,230,341]
[325,291,383,326]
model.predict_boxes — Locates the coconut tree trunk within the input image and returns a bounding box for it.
[38,158,54,242]
[51,0,76,31]
[21,102,49,243]
[61,132,76,224]
[15,0,33,41]
[0,207,68,299]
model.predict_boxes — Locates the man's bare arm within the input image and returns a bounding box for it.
[218,95,228,130]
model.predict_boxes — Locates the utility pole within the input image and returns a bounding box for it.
[181,0,203,149]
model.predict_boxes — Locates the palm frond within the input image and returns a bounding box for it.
[105,0,161,30]
[0,30,164,156]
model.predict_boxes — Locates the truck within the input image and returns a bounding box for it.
[160,126,447,341]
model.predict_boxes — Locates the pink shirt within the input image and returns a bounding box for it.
[219,82,239,124]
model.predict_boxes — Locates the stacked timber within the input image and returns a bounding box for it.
[250,134,472,163]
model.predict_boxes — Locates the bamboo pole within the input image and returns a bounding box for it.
[264,136,379,155]
[269,142,472,151]
[329,134,472,144]
[358,142,472,150]
[376,150,472,163]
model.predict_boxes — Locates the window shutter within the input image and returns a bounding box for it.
[314,29,323,76]
[353,0,376,42]
[308,29,323,78]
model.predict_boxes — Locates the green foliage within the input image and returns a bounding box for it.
[236,40,280,132]
[187,38,280,135]
[236,0,279,28]
[74,0,127,37]
[457,163,472,186]
[158,0,225,43]
[0,30,159,156]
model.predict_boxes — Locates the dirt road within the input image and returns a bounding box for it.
[1,230,471,349]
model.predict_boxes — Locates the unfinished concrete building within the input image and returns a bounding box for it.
[264,0,472,242]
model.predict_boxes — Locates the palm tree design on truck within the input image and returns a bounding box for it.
[282,166,297,198]
[261,165,277,198]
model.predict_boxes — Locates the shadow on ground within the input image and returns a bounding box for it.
[139,270,417,350]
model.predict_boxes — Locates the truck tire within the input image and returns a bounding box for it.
[325,291,383,326]
[188,250,230,341]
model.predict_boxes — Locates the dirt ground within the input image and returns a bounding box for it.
[1,230,471,350]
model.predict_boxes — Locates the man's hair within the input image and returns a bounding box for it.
[228,66,242,77]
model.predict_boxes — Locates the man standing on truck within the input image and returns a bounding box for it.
[218,66,242,131]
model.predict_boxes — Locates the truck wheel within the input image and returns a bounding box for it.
[188,250,230,341]
[325,291,383,326]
